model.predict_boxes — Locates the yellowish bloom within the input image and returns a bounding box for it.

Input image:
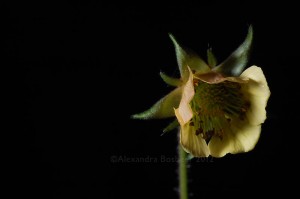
[133,26,270,157]
[175,65,270,157]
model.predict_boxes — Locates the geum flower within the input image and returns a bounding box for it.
[132,26,270,157]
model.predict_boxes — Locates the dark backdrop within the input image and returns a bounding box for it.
[8,1,298,198]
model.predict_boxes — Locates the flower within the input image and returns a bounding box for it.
[175,65,270,157]
[132,26,270,157]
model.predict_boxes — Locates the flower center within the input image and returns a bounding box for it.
[190,80,250,141]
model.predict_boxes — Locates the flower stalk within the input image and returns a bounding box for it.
[178,136,188,199]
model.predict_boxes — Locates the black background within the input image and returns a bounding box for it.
[7,1,298,198]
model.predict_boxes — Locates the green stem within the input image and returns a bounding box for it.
[178,140,188,199]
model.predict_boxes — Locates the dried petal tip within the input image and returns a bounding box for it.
[174,67,195,125]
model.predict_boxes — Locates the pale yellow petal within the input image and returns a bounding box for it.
[208,65,269,157]
[180,124,210,157]
[174,67,194,126]
[240,65,271,125]
[208,120,261,157]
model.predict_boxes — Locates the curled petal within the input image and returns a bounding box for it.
[174,68,194,126]
[240,65,271,125]
[132,87,183,119]
[180,124,210,157]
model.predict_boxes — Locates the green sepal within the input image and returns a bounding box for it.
[160,72,182,87]
[213,25,253,76]
[131,87,183,120]
[169,34,210,81]
[161,119,179,136]
[207,48,217,68]
[186,153,194,160]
